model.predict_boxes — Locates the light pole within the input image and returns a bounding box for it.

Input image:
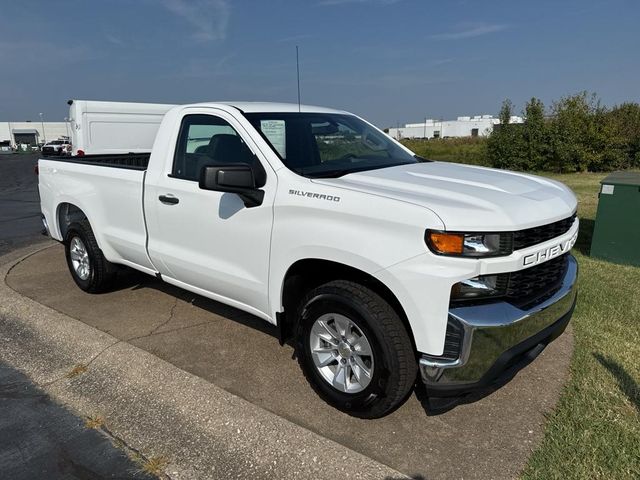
[39,112,47,146]
[424,117,427,139]
[64,117,70,139]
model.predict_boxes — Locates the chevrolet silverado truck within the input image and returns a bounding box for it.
[38,101,579,418]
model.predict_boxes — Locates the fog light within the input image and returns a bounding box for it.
[451,274,507,300]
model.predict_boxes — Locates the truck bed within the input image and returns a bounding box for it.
[41,153,150,171]
[38,154,154,272]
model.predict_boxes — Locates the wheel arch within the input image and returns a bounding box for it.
[278,258,416,352]
[56,202,90,241]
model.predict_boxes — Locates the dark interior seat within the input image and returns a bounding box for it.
[209,134,251,163]
[186,133,266,186]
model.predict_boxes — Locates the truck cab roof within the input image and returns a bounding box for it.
[190,102,348,115]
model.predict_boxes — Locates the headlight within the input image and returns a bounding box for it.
[451,274,507,301]
[425,230,512,257]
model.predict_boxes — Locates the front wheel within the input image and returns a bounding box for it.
[296,280,416,418]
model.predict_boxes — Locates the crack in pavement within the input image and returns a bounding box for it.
[127,297,179,342]
[45,297,182,388]
[128,319,215,341]
[99,424,173,480]
[5,260,187,392]
[41,340,122,389]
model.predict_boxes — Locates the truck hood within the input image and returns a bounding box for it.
[314,162,577,231]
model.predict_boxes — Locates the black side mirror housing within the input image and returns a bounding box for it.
[199,164,265,208]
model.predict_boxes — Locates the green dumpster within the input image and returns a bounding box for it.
[590,171,640,266]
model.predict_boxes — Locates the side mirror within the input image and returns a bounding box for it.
[199,164,264,208]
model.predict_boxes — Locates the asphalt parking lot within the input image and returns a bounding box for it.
[0,154,43,256]
[1,154,574,479]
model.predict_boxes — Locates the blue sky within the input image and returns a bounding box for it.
[1,0,638,127]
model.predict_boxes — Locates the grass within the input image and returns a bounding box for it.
[521,172,640,479]
[140,456,170,476]
[84,415,105,429]
[401,137,487,165]
[66,364,88,378]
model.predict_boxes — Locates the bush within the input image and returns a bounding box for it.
[488,92,640,172]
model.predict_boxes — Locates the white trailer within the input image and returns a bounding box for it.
[68,100,176,155]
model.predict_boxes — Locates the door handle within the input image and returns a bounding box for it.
[158,194,179,205]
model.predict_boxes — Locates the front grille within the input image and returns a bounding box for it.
[506,254,569,306]
[513,214,576,251]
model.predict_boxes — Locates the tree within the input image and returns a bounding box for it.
[546,92,628,172]
[487,99,527,170]
[523,97,547,170]
[606,103,640,169]
[499,98,514,126]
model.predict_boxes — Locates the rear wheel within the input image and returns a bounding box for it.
[296,280,416,418]
[64,221,116,293]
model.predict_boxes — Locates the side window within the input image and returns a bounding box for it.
[172,114,254,181]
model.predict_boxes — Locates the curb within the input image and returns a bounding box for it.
[0,244,407,479]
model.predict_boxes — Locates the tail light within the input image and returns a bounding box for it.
[77,149,85,156]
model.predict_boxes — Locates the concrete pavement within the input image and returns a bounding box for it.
[1,245,407,479]
[4,243,575,479]
[0,359,159,480]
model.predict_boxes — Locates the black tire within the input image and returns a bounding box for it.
[64,220,116,293]
[296,280,416,418]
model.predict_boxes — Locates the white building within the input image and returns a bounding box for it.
[0,121,71,147]
[388,114,524,140]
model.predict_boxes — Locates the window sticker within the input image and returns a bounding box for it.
[260,120,286,158]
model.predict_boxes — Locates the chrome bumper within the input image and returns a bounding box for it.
[420,254,578,393]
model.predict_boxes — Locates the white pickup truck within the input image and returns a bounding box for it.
[38,100,579,418]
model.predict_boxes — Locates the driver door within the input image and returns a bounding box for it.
[144,110,274,318]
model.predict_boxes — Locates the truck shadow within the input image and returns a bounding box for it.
[113,267,280,339]
[414,380,510,416]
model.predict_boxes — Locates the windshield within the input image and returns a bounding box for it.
[244,112,420,178]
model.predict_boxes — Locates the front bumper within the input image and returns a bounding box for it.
[419,254,578,395]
